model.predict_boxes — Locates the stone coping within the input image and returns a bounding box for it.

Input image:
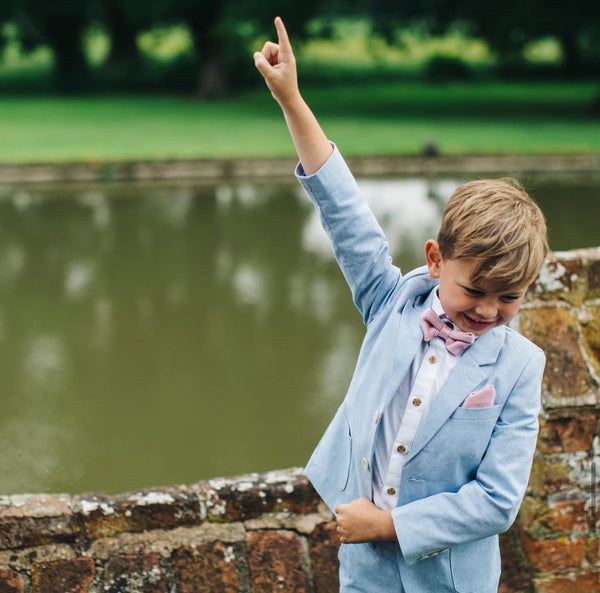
[0,467,331,552]
[0,153,599,184]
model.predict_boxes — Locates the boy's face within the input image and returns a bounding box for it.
[425,241,527,336]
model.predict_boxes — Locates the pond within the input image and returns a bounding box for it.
[0,171,598,495]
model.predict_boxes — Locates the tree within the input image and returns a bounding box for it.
[368,0,600,76]
[101,0,143,67]
[167,0,323,98]
[10,0,97,92]
[2,0,333,95]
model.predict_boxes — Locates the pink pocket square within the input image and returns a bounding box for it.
[462,384,496,408]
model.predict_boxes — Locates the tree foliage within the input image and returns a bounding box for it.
[2,0,599,95]
[0,0,324,95]
[7,0,97,92]
[368,0,600,75]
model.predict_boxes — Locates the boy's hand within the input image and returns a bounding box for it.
[254,17,300,108]
[253,15,331,174]
[335,497,397,543]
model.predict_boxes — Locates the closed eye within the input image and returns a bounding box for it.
[464,287,485,297]
[500,294,522,303]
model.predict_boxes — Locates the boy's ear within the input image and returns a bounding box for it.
[425,239,442,279]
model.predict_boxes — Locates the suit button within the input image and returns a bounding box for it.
[362,458,370,471]
[428,355,437,364]
[387,487,396,495]
[396,444,406,453]
[412,398,422,407]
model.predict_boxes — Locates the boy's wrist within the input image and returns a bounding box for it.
[375,509,397,541]
[278,92,306,116]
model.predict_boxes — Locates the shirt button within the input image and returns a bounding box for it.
[387,487,396,495]
[412,398,422,407]
[396,444,406,453]
[428,355,437,364]
[362,458,370,471]
[373,410,380,424]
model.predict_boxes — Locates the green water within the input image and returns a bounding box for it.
[0,172,598,495]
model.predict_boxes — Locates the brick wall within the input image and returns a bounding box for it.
[0,469,338,593]
[1,248,599,593]
[513,247,600,593]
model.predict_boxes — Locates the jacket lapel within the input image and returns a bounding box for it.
[405,326,505,463]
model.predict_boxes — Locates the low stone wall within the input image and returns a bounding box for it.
[0,247,599,593]
[0,153,599,184]
[0,468,337,593]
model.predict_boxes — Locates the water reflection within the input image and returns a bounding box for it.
[0,173,597,494]
[302,179,456,267]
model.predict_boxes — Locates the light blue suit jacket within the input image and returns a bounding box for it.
[297,147,544,593]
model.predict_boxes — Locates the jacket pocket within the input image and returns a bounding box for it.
[450,404,501,421]
[449,535,500,592]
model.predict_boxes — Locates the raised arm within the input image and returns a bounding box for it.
[254,17,332,175]
[255,17,402,324]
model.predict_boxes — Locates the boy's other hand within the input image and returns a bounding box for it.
[335,497,397,543]
[254,17,300,108]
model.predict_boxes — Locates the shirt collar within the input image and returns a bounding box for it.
[432,289,447,320]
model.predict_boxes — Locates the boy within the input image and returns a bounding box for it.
[254,18,548,593]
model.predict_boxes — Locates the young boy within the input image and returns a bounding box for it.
[254,18,548,593]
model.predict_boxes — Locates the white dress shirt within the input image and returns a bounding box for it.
[372,290,472,510]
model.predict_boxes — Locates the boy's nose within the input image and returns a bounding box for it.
[475,300,498,319]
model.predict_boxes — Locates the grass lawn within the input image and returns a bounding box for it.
[0,81,599,163]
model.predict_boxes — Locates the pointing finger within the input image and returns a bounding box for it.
[274,16,293,57]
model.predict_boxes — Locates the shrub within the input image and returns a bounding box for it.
[424,54,472,81]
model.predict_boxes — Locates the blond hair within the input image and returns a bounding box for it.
[437,178,548,291]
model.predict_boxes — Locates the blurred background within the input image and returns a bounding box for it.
[0,0,599,496]
[0,0,599,96]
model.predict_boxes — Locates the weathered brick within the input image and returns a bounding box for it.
[520,496,591,538]
[0,494,76,550]
[246,530,308,593]
[31,558,95,593]
[307,521,339,593]
[86,523,245,561]
[538,413,597,454]
[528,457,576,500]
[580,304,600,377]
[196,469,321,523]
[518,307,596,408]
[499,529,532,593]
[531,256,586,305]
[0,568,22,593]
[586,254,600,294]
[544,500,590,535]
[0,543,76,572]
[521,534,586,573]
[74,485,200,540]
[533,569,600,593]
[172,542,239,593]
[584,537,599,566]
[103,555,169,593]
[518,496,547,537]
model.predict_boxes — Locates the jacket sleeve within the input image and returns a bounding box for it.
[392,347,545,565]
[296,145,401,326]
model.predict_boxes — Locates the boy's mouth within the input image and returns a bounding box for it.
[461,313,497,331]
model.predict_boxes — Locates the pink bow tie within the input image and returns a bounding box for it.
[421,308,475,356]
